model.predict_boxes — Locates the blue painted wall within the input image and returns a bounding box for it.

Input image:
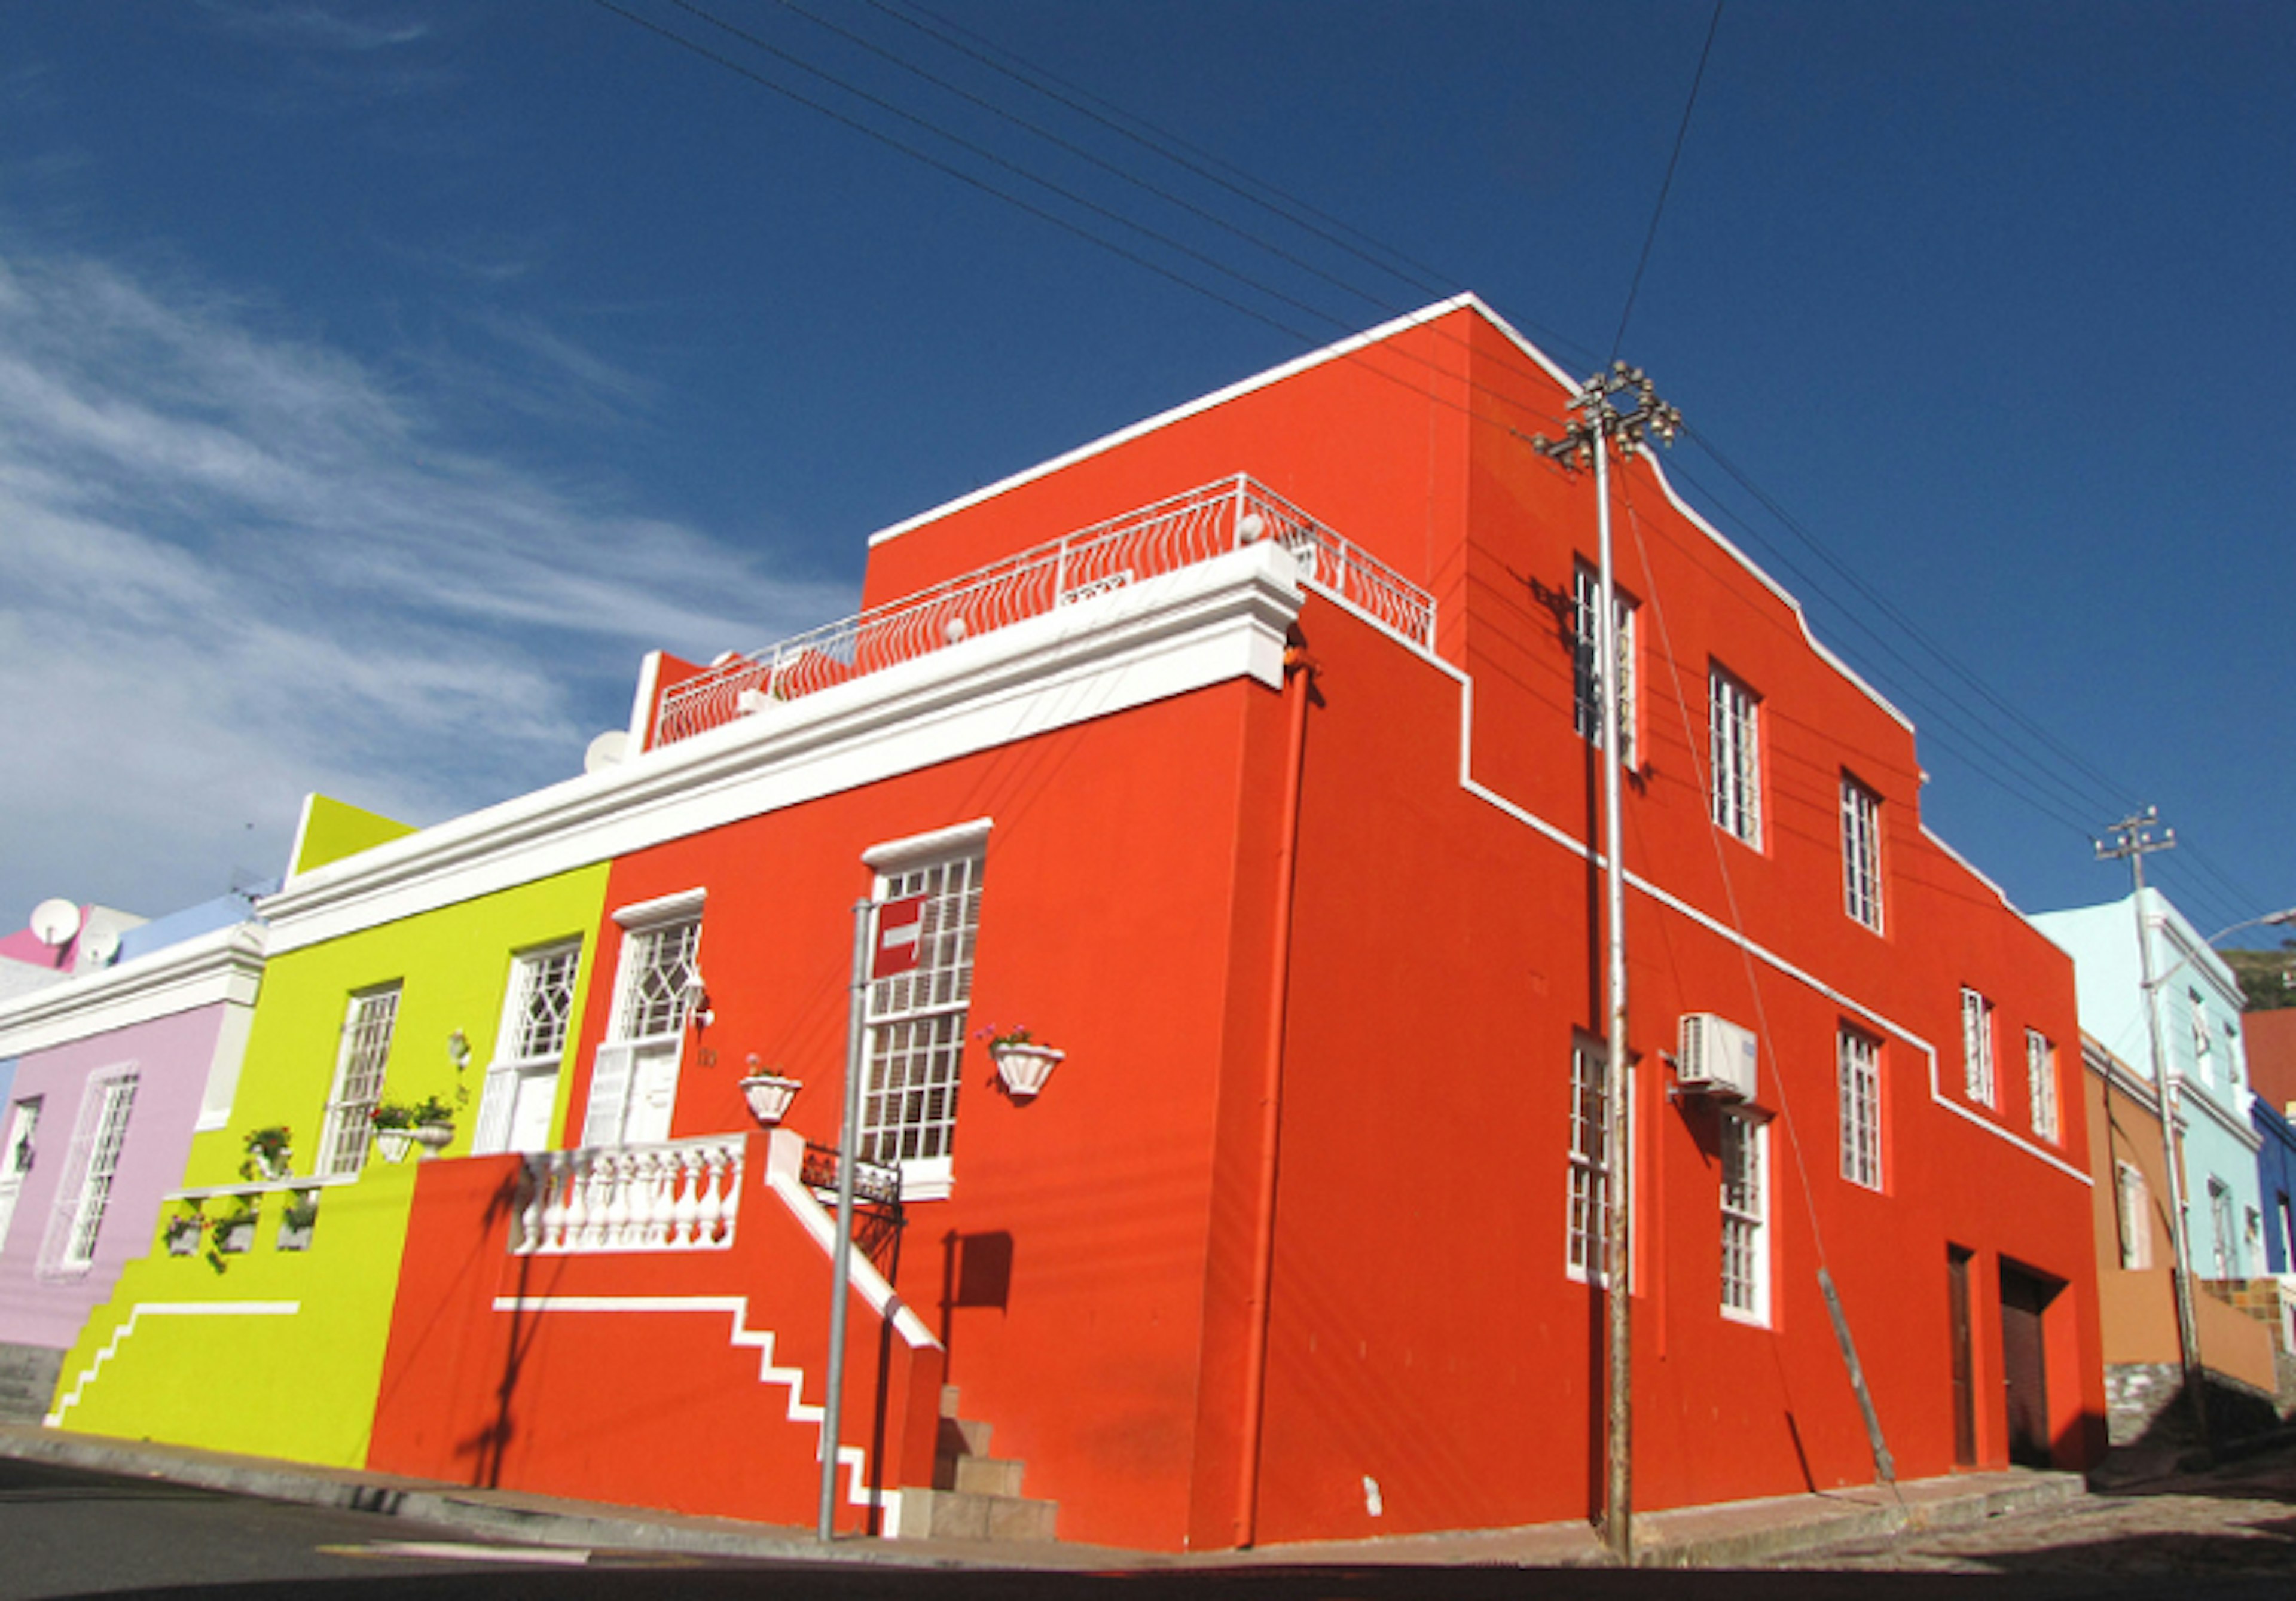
[2036,890,2266,1279]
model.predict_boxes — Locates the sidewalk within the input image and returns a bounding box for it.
[0,1421,2084,1572]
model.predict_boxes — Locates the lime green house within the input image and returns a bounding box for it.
[49,796,609,1466]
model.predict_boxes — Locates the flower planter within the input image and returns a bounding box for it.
[990,1042,1064,1101]
[374,1128,417,1165]
[739,1073,802,1128]
[246,1151,290,1182]
[164,1223,202,1257]
[212,1217,257,1255]
[413,1122,455,1159]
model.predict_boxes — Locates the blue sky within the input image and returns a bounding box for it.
[2,1,2290,946]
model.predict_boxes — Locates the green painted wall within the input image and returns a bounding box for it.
[53,863,610,1466]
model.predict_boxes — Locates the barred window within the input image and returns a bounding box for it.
[56,1073,138,1270]
[1840,775,1883,931]
[1574,563,1638,767]
[1567,1035,1614,1284]
[2115,1162,2151,1269]
[2026,1029,2059,1142]
[1720,1111,1768,1322]
[859,847,985,1193]
[1839,1027,1882,1189]
[1709,665,1761,845]
[319,985,400,1176]
[1960,988,1995,1107]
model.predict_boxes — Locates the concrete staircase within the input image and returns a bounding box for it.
[0,1343,63,1425]
[895,1384,1057,1541]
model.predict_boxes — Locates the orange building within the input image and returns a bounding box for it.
[367,298,2102,1550]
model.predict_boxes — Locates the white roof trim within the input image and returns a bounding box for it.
[0,921,265,1057]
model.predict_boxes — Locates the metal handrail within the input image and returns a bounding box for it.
[653,475,1436,747]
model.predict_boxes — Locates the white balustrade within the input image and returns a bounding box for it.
[652,474,1437,747]
[512,1136,745,1254]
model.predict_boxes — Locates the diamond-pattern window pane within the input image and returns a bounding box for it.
[320,986,399,1177]
[511,945,582,1063]
[859,853,984,1169]
[617,919,700,1041]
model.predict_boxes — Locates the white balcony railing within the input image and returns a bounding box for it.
[512,1135,744,1255]
[652,475,1437,747]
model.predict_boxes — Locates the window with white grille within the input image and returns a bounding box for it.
[319,985,400,1175]
[1960,988,1995,1107]
[1720,1110,1768,1322]
[2115,1162,2151,1269]
[1840,775,1883,931]
[584,904,701,1148]
[50,1072,138,1272]
[1567,1034,1614,1284]
[1574,563,1638,767]
[2209,1178,2235,1278]
[1838,1027,1882,1190]
[2026,1029,2059,1143]
[1709,665,1761,845]
[474,940,584,1156]
[859,848,985,1195]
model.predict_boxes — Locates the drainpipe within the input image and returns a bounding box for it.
[1236,644,1318,1549]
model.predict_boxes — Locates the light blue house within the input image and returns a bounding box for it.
[2035,890,2264,1283]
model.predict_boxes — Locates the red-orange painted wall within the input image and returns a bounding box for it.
[383,301,2102,1551]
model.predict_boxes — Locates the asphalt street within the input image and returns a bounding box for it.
[2,1449,2291,1600]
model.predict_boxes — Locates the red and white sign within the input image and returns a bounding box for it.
[871,893,929,979]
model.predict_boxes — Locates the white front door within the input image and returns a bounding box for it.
[0,1098,42,1252]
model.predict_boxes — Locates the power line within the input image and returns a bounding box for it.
[1613,1,1725,361]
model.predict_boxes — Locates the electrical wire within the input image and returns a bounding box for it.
[1612,1,1725,362]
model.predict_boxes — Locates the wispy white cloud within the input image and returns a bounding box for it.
[0,244,851,922]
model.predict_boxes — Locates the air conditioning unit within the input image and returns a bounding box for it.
[1677,1013,1758,1102]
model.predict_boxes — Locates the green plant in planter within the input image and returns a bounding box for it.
[280,1192,320,1233]
[239,1125,292,1181]
[208,1197,258,1252]
[370,1093,456,1130]
[163,1206,204,1252]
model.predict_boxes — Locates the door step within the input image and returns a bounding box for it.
[900,1383,1055,1542]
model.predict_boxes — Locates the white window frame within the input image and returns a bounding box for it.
[1838,1026,1882,1190]
[2115,1161,2152,1269]
[2026,1028,2059,1143]
[1574,561,1638,768]
[1719,1109,1769,1324]
[1961,988,1996,1107]
[1709,664,1761,846]
[0,1096,41,1254]
[1566,1034,1616,1285]
[1840,774,1883,932]
[39,1070,139,1276]
[473,939,584,1156]
[2208,1178,2235,1278]
[857,828,989,1200]
[319,985,401,1177]
[2188,989,2213,1084]
[583,894,703,1148]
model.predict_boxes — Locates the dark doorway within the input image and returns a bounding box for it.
[1998,1261,2059,1469]
[1946,1245,1975,1466]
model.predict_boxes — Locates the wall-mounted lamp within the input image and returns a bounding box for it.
[681,970,714,1030]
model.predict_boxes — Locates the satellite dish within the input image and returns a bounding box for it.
[82,927,122,966]
[29,899,81,948]
[584,730,630,775]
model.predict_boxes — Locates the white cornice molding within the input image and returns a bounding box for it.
[0,922,265,1058]
[257,545,1303,955]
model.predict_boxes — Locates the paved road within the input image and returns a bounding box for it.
[3,1448,2291,1599]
